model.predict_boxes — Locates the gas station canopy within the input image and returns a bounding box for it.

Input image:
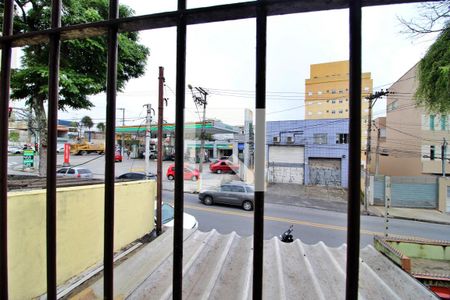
[115,120,239,135]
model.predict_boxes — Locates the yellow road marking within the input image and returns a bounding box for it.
[180,203,385,236]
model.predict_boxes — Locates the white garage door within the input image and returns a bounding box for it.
[268,146,304,184]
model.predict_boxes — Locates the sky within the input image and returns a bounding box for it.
[14,1,440,128]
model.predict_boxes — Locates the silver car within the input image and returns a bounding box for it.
[56,167,93,178]
[198,182,254,211]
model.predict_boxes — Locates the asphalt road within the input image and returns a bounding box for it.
[163,191,450,248]
[9,154,449,248]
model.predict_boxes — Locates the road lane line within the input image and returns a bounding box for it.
[180,203,385,237]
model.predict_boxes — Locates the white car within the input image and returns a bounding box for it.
[8,146,23,154]
[56,167,93,178]
[160,203,198,230]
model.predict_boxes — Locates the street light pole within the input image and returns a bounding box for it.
[117,108,125,156]
[188,85,208,173]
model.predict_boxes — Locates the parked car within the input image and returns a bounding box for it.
[115,152,123,162]
[166,164,200,181]
[56,167,93,178]
[56,145,65,153]
[159,202,198,229]
[7,146,23,154]
[116,172,157,180]
[209,160,239,174]
[198,182,254,211]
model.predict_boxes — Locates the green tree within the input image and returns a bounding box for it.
[96,122,105,132]
[81,115,94,141]
[415,25,450,113]
[81,116,94,131]
[3,0,150,175]
[9,131,20,143]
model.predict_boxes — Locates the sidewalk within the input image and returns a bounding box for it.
[265,183,450,226]
[368,205,450,225]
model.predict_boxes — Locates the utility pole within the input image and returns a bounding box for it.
[156,66,166,235]
[143,104,154,176]
[375,126,381,175]
[188,85,208,173]
[442,138,447,177]
[117,108,125,157]
[364,89,389,213]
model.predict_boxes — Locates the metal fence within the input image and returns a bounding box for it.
[0,0,427,299]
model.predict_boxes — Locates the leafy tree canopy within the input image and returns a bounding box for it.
[81,115,94,129]
[3,0,149,110]
[0,0,149,175]
[415,25,450,113]
[96,122,105,132]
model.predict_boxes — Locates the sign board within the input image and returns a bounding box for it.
[23,150,34,168]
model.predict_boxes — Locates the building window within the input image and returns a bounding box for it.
[387,100,398,112]
[318,111,322,115]
[331,100,336,104]
[364,87,370,91]
[440,115,447,130]
[314,133,327,144]
[308,91,313,96]
[430,115,435,130]
[345,109,348,112]
[339,110,343,114]
[339,99,343,103]
[332,110,336,114]
[336,133,349,144]
[318,102,322,105]
[430,145,435,160]
[338,90,343,94]
[346,98,348,102]
[331,89,336,94]
[326,110,329,113]
[308,112,313,115]
[318,91,322,95]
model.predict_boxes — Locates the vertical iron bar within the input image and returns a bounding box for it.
[346,0,362,299]
[0,1,14,298]
[173,0,186,298]
[157,66,164,235]
[253,1,267,299]
[46,0,62,299]
[104,0,119,298]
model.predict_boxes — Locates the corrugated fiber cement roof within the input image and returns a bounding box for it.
[73,229,437,299]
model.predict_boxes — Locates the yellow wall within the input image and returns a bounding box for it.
[305,60,372,120]
[7,181,156,299]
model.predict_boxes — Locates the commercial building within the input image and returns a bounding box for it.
[116,120,240,160]
[305,60,373,165]
[266,119,349,188]
[374,63,450,176]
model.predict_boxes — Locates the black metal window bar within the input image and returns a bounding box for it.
[0,0,425,299]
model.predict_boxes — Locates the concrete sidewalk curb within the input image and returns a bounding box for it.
[368,207,450,226]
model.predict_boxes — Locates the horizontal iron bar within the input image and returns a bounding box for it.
[0,0,428,48]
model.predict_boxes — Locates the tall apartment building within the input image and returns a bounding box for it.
[305,60,373,164]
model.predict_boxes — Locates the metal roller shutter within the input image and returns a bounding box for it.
[268,146,304,184]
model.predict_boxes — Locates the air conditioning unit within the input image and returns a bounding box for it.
[273,136,280,143]
[286,136,294,143]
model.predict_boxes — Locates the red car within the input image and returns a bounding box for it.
[166,164,200,181]
[115,152,123,162]
[209,160,239,174]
